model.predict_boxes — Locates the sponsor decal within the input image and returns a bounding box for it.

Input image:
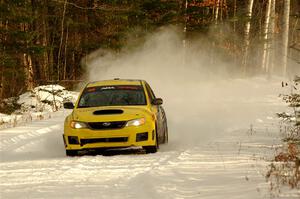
[101,86,115,90]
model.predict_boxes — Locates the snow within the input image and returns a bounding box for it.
[0,78,299,199]
[18,84,78,112]
[0,85,78,129]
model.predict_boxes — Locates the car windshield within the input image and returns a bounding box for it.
[77,85,147,108]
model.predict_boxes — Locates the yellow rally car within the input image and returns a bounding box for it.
[63,79,168,156]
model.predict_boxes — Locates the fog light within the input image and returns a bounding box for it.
[68,136,79,144]
[136,132,148,142]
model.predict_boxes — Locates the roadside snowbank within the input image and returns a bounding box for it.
[0,85,78,129]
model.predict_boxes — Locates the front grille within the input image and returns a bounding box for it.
[88,121,127,130]
[80,137,128,146]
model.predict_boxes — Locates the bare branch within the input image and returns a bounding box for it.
[290,43,300,52]
[51,0,132,12]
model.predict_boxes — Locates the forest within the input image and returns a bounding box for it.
[1,0,299,99]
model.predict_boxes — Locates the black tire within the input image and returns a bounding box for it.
[163,124,168,144]
[66,150,79,156]
[143,145,157,153]
[143,130,159,153]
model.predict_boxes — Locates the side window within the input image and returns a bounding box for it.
[145,83,156,102]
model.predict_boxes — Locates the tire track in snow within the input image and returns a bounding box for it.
[0,133,296,199]
[0,124,62,152]
[0,112,67,163]
[0,117,285,199]
[122,146,270,199]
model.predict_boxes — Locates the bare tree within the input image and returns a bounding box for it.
[242,0,254,75]
[23,53,34,91]
[281,0,291,77]
[57,0,68,81]
[262,0,272,73]
[21,20,34,91]
[215,0,220,23]
[268,0,276,75]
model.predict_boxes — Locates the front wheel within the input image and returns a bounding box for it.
[66,150,79,156]
[143,130,159,153]
[143,145,157,153]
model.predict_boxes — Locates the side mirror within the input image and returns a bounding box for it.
[152,98,163,105]
[63,102,75,109]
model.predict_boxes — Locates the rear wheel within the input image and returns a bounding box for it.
[66,150,79,156]
[163,124,168,144]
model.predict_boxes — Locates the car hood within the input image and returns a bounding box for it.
[72,106,151,122]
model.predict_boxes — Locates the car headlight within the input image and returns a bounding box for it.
[126,118,146,127]
[70,121,88,129]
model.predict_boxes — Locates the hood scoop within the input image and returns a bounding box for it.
[93,109,124,115]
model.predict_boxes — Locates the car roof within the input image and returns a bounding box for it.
[86,79,145,88]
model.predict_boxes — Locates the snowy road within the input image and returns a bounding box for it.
[1,78,299,199]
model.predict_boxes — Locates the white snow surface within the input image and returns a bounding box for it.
[0,78,299,199]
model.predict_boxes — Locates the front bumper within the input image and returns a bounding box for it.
[63,123,155,150]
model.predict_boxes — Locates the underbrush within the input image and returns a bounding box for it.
[0,97,21,115]
[266,77,300,195]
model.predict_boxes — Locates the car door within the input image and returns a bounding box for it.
[145,83,164,143]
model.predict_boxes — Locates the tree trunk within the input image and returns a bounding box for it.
[268,0,276,76]
[262,0,272,73]
[63,24,69,80]
[22,17,34,91]
[0,19,8,99]
[233,0,236,31]
[220,0,223,22]
[24,53,34,91]
[223,0,228,19]
[281,0,290,77]
[0,71,4,99]
[72,51,76,80]
[215,0,220,23]
[233,0,237,66]
[242,0,254,75]
[57,0,67,81]
[42,2,49,81]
